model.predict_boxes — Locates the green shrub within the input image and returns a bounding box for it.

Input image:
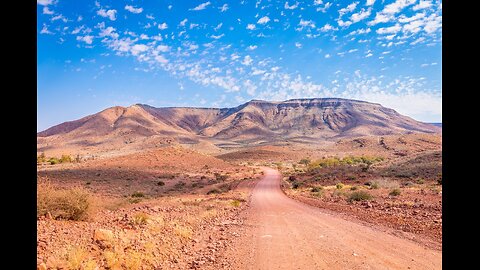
[370,182,379,189]
[350,186,358,191]
[299,158,311,165]
[389,188,401,196]
[60,155,72,163]
[207,188,221,195]
[348,191,373,202]
[37,153,46,164]
[48,157,60,165]
[292,182,301,189]
[157,181,165,186]
[131,191,145,198]
[311,186,323,192]
[288,175,297,181]
[336,183,344,189]
[37,182,93,221]
[230,200,241,207]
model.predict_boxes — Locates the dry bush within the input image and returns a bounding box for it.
[37,180,94,221]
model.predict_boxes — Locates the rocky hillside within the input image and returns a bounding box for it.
[38,98,441,155]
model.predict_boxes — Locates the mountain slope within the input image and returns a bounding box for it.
[37,98,441,155]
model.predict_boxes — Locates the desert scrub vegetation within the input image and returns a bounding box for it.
[348,191,373,202]
[299,158,311,165]
[336,183,344,189]
[389,188,402,196]
[214,172,229,182]
[37,181,93,221]
[230,199,241,207]
[307,156,384,171]
[38,154,75,165]
[311,186,323,192]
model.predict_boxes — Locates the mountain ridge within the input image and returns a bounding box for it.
[37,98,441,155]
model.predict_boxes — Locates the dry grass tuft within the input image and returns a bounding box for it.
[37,180,94,221]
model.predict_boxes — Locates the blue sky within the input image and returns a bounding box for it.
[37,0,442,131]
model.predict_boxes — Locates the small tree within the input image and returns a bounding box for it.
[299,158,311,165]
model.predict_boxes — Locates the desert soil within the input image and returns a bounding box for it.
[221,168,441,270]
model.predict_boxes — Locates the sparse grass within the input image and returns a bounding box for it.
[173,223,193,240]
[132,212,150,226]
[66,247,88,270]
[157,173,176,179]
[230,200,241,207]
[348,191,373,202]
[207,188,221,195]
[299,158,311,165]
[37,181,93,221]
[389,188,402,196]
[214,172,229,182]
[131,191,145,198]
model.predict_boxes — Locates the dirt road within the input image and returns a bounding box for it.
[225,167,441,270]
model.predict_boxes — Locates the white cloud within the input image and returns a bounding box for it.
[97,9,117,21]
[125,5,143,14]
[284,2,299,10]
[314,0,323,5]
[40,24,53,34]
[211,34,224,39]
[383,0,416,14]
[37,0,53,6]
[413,0,432,11]
[219,4,229,12]
[403,19,424,33]
[43,6,54,15]
[317,2,332,13]
[131,44,149,55]
[246,24,256,30]
[242,55,253,66]
[423,14,442,33]
[295,42,302,48]
[369,0,416,25]
[320,23,337,32]
[158,23,168,30]
[191,2,211,11]
[366,0,376,6]
[339,2,358,16]
[257,16,270,24]
[398,13,426,23]
[99,26,118,39]
[247,45,258,50]
[324,53,331,58]
[298,19,316,30]
[350,8,371,23]
[365,53,373,57]
[155,55,168,64]
[376,24,402,34]
[179,19,191,29]
[76,35,94,44]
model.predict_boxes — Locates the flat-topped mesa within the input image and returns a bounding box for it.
[37,98,441,154]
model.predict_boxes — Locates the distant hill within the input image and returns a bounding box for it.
[428,123,442,128]
[37,98,441,155]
